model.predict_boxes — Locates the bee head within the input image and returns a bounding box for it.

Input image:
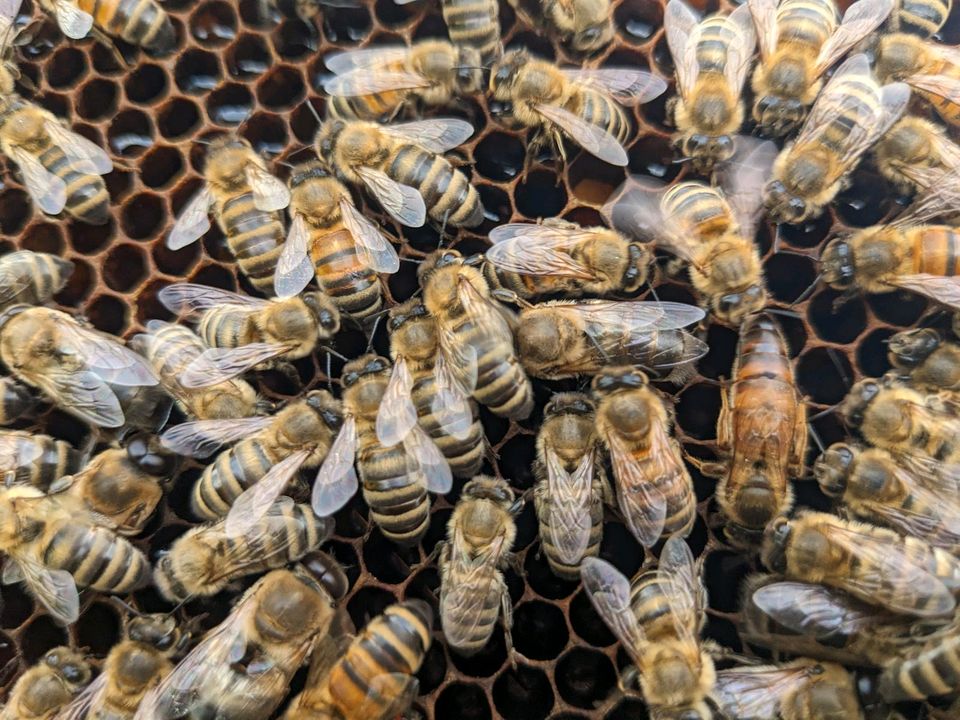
[813,443,856,497]
[489,50,527,97]
[544,392,595,418]
[0,303,29,333]
[43,648,91,686]
[839,378,881,429]
[462,475,515,506]
[887,328,940,368]
[763,179,808,224]
[288,160,330,190]
[128,614,180,651]
[819,238,856,289]
[387,298,429,331]
[304,390,343,430]
[341,353,391,387]
[126,432,180,477]
[761,516,792,573]
[754,95,806,136]
[714,284,766,327]
[300,550,350,601]
[677,133,735,171]
[591,366,649,393]
[417,248,462,283]
[452,46,484,95]
[302,292,341,335]
[314,119,346,162]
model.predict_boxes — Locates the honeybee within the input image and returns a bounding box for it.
[131,320,260,421]
[154,500,334,602]
[483,218,652,300]
[874,34,960,128]
[134,555,349,720]
[0,250,73,309]
[664,0,756,171]
[439,476,519,657]
[0,305,159,429]
[0,96,112,224]
[437,0,502,65]
[592,366,697,547]
[0,484,151,624]
[888,328,960,392]
[418,249,534,420]
[886,0,952,36]
[879,624,960,702]
[0,377,34,425]
[0,430,81,488]
[874,116,960,194]
[512,299,707,383]
[487,49,666,167]
[763,53,910,224]
[761,512,960,618]
[388,299,484,479]
[533,392,607,580]
[166,137,291,296]
[696,313,806,546]
[814,443,960,552]
[323,41,484,121]
[0,647,91,720]
[505,0,613,53]
[282,599,433,720]
[747,0,894,137]
[36,0,174,53]
[274,160,397,318]
[53,613,190,720]
[581,536,714,720]
[314,117,483,228]
[603,138,776,326]
[157,283,339,387]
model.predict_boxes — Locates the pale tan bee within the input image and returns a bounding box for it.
[874,116,960,194]
[879,622,960,702]
[506,0,613,54]
[874,34,960,129]
[0,647,92,720]
[36,0,175,54]
[0,250,73,309]
[0,429,79,488]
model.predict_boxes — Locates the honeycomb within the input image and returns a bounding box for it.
[1,0,959,716]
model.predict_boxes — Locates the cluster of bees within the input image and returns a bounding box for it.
[0,0,957,716]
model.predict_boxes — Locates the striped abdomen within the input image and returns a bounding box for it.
[909,226,960,276]
[879,633,960,701]
[218,191,286,295]
[776,0,837,50]
[890,0,952,37]
[41,518,149,593]
[328,59,410,120]
[441,558,503,654]
[310,227,383,320]
[36,143,109,225]
[93,643,173,719]
[535,479,603,580]
[196,305,257,349]
[0,251,72,307]
[0,379,33,426]
[77,0,175,51]
[191,437,283,520]
[695,15,742,75]
[441,0,501,65]
[631,442,696,537]
[915,57,960,126]
[4,432,82,489]
[630,569,705,639]
[386,145,484,227]
[661,182,735,240]
[817,73,883,152]
[568,88,631,144]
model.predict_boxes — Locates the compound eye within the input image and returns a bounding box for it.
[715,135,733,152]
[494,66,511,85]
[788,197,806,215]
[758,96,778,112]
[718,293,740,313]
[689,134,708,151]
[582,26,601,42]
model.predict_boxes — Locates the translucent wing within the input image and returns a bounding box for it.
[814,0,894,73]
[657,535,700,648]
[15,553,80,625]
[53,0,93,39]
[311,416,359,516]
[348,673,420,720]
[715,665,813,719]
[54,671,108,720]
[606,432,668,547]
[382,119,475,153]
[580,557,646,662]
[747,0,779,60]
[562,69,667,104]
[53,317,158,386]
[431,351,475,440]
[534,104,628,166]
[225,449,311,537]
[323,70,431,97]
[324,46,412,73]
[160,416,273,458]
[893,166,960,227]
[404,424,452,494]
[716,137,778,236]
[0,0,21,25]
[857,479,960,547]
[664,0,702,99]
[723,3,758,94]
[356,166,426,227]
[245,164,291,212]
[0,434,42,471]
[21,367,123,427]
[11,147,67,214]
[558,299,706,332]
[167,186,214,250]
[751,581,886,637]
[441,535,507,648]
[888,275,960,310]
[907,73,960,106]
[180,343,290,388]
[43,121,112,175]
[546,449,594,565]
[158,282,268,314]
[274,213,316,298]
[376,356,418,446]
[340,199,399,273]
[486,224,598,279]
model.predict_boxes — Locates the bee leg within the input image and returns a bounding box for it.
[272,361,302,387]
[617,665,640,693]
[664,97,678,128]
[552,129,568,181]
[664,257,688,279]
[685,453,725,479]
[715,382,732,453]
[89,27,130,70]
[499,577,517,668]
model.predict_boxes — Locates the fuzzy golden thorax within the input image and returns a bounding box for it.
[205,137,263,191]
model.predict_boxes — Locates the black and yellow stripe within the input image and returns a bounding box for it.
[41,518,149,593]
[388,144,484,228]
[1,431,81,489]
[409,367,484,478]
[219,192,287,296]
[311,227,384,320]
[35,143,109,225]
[77,0,175,52]
[0,251,72,308]
[191,435,280,520]
[569,88,631,145]
[890,0,952,37]
[661,182,735,239]
[911,226,960,276]
[880,634,960,701]
[442,0,502,65]
[776,0,837,48]
[328,58,410,121]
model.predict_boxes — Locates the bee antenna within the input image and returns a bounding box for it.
[109,596,145,618]
[236,109,254,135]
[808,403,840,422]
[827,346,850,389]
[807,421,825,454]
[320,345,349,362]
[286,145,316,162]
[763,306,802,320]
[366,316,382,353]
[303,99,324,125]
[671,156,691,165]
[275,159,296,170]
[399,257,422,264]
[645,279,660,303]
[791,271,822,306]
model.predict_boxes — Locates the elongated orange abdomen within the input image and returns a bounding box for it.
[910,226,960,276]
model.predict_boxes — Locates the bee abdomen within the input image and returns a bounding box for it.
[197,306,251,349]
[220,192,286,295]
[0,378,33,426]
[575,90,631,144]
[535,485,603,580]
[191,440,276,520]
[38,145,109,225]
[696,16,741,74]
[411,372,483,478]
[444,571,501,653]
[388,145,483,228]
[441,0,501,65]
[914,227,960,276]
[777,0,838,46]
[880,634,960,701]
[311,228,384,320]
[89,0,175,51]
[43,521,149,593]
[662,183,731,237]
[359,441,431,546]
[891,0,952,37]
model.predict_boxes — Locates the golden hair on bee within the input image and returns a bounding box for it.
[36,0,175,53]
[874,33,960,129]
[874,116,960,194]
[0,646,91,720]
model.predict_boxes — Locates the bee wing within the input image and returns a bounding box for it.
[895,450,960,495]
[747,0,779,61]
[42,120,112,175]
[404,424,452,494]
[565,299,705,332]
[441,534,508,648]
[350,673,421,720]
[715,665,815,719]
[893,166,960,227]
[431,351,475,440]
[23,367,123,427]
[907,73,960,106]
[323,69,432,97]
[311,416,359,516]
[324,46,412,73]
[381,119,475,153]
[657,535,702,648]
[664,0,702,100]
[751,580,887,637]
[11,147,67,215]
[225,450,312,538]
[53,317,158,387]
[486,224,599,280]
[54,672,108,720]
[0,434,42,470]
[160,416,273,458]
[857,479,960,547]
[339,198,399,273]
[167,186,214,250]
[376,356,418,446]
[606,433,668,547]
[179,343,289,388]
[580,557,647,662]
[561,68,668,104]
[722,3,758,94]
[52,0,93,39]
[887,274,960,310]
[9,553,80,625]
[274,212,316,299]
[814,0,894,74]
[356,166,426,227]
[159,283,269,315]
[546,449,594,565]
[533,103,628,166]
[716,137,778,236]
[244,164,291,212]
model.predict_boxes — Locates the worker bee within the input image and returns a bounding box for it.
[439,476,520,657]
[505,0,613,54]
[695,313,807,546]
[879,624,960,702]
[664,0,756,171]
[483,218,652,300]
[814,442,960,553]
[0,96,112,224]
[36,0,174,54]
[322,40,484,121]
[166,136,291,296]
[0,250,73,309]
[131,320,260,421]
[419,249,534,420]
[0,484,151,624]
[314,117,483,228]
[487,49,667,167]
[436,0,502,65]
[0,305,159,429]
[874,116,960,194]
[388,299,484,479]
[886,0,952,37]
[0,377,35,425]
[592,366,697,547]
[154,500,334,603]
[533,392,607,580]
[0,430,81,488]
[603,138,777,326]
[53,613,190,720]
[273,160,397,319]
[512,299,707,383]
[763,53,910,224]
[747,0,894,137]
[888,327,960,392]
[581,536,714,720]
[282,599,433,720]
[761,511,960,617]
[0,647,91,720]
[874,34,960,128]
[157,283,339,387]
[134,555,349,720]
